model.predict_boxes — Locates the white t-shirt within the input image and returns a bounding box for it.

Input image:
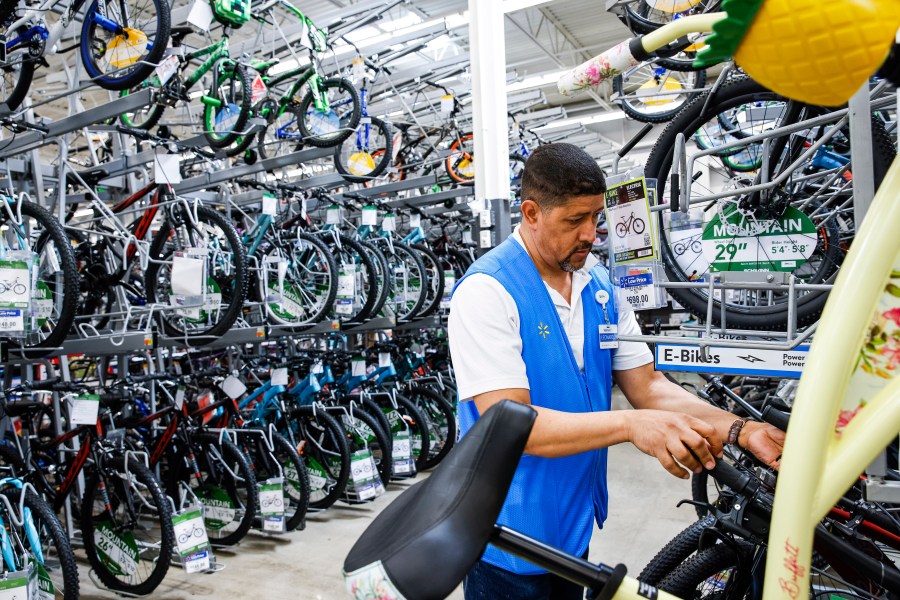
[448,227,653,400]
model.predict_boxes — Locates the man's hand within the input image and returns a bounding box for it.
[739,421,785,469]
[627,410,724,479]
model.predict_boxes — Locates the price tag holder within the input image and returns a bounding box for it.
[172,506,214,574]
[326,204,342,225]
[259,478,285,533]
[351,357,367,377]
[440,94,454,115]
[335,264,355,316]
[270,368,288,386]
[361,206,378,226]
[347,449,385,501]
[378,352,392,368]
[381,214,396,232]
[219,375,247,400]
[262,192,278,216]
[70,394,100,426]
[613,263,667,311]
[153,148,182,184]
[154,54,180,86]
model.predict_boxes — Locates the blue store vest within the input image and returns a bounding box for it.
[455,237,618,575]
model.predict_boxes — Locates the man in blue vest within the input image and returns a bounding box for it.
[448,143,784,599]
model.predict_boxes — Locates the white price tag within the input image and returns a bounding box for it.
[462,227,473,244]
[381,214,396,232]
[440,94,454,115]
[392,432,412,475]
[617,268,659,311]
[186,0,214,32]
[0,308,24,332]
[270,368,288,386]
[262,193,277,216]
[153,149,182,184]
[351,358,366,377]
[410,213,421,229]
[351,57,365,82]
[378,352,392,368]
[219,375,247,400]
[173,509,210,556]
[70,395,100,426]
[326,205,341,225]
[361,206,378,226]
[311,361,324,374]
[441,269,455,310]
[336,265,355,316]
[154,54,179,86]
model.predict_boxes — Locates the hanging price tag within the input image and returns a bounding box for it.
[172,506,213,574]
[351,358,367,377]
[391,431,413,475]
[440,269,456,310]
[326,205,341,225]
[270,368,288,386]
[154,54,180,86]
[361,206,378,226]
[381,214,396,232]
[347,449,385,501]
[410,213,421,229]
[335,264,355,316]
[70,394,100,426]
[0,567,32,599]
[0,259,31,309]
[219,375,247,400]
[301,198,308,220]
[259,478,285,533]
[462,227,473,244]
[186,0,214,32]
[262,193,278,216]
[440,94,454,115]
[311,361,324,374]
[169,254,204,320]
[378,352,392,368]
[351,56,366,82]
[154,148,182,184]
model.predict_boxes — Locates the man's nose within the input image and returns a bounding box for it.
[578,221,597,244]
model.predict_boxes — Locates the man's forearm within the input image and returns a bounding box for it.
[635,374,742,443]
[524,406,632,458]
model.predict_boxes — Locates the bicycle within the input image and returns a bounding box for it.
[615,212,647,237]
[177,524,206,545]
[0,0,170,111]
[344,3,900,598]
[0,277,27,296]
[672,238,702,257]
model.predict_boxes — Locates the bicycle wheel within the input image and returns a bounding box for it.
[334,116,393,183]
[375,394,431,473]
[118,88,166,129]
[258,103,304,160]
[621,0,720,34]
[0,12,37,112]
[445,132,475,184]
[244,431,309,532]
[319,233,377,323]
[81,457,175,595]
[144,204,248,339]
[646,76,895,330]
[298,77,362,148]
[657,542,753,598]
[638,516,716,586]
[338,405,393,486]
[291,406,351,510]
[1,486,79,600]
[79,0,171,91]
[190,432,258,547]
[260,231,338,328]
[409,243,444,319]
[358,240,391,319]
[403,386,457,470]
[377,240,428,321]
[203,62,253,149]
[613,64,707,124]
[6,200,79,358]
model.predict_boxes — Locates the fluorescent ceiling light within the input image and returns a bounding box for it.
[503,0,554,12]
[535,111,628,130]
[506,70,566,93]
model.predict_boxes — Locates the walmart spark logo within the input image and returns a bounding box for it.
[538,322,550,339]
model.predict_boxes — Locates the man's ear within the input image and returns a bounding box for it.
[521,199,541,227]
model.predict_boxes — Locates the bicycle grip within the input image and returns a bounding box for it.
[116,125,151,140]
[706,459,759,497]
[557,38,644,96]
[761,405,790,432]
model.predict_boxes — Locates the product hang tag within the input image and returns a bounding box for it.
[361,205,378,226]
[172,506,213,573]
[70,394,100,426]
[409,213,421,229]
[250,72,267,104]
[154,148,182,184]
[219,375,247,400]
[262,192,278,216]
[351,357,367,377]
[270,368,289,386]
[381,214,396,232]
[186,0,214,32]
[326,204,342,225]
[351,56,366,82]
[378,352,392,368]
[154,54,180,86]
[440,94,454,115]
[311,361,324,374]
[599,324,619,350]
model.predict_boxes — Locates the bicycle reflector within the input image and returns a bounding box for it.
[694,0,900,107]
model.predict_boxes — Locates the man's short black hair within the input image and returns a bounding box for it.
[520,143,606,210]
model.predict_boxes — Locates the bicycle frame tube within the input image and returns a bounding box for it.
[765,158,900,598]
[9,0,89,52]
[244,214,273,256]
[184,36,231,90]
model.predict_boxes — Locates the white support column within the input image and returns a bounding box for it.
[469,0,511,249]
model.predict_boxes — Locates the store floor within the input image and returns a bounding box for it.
[77,390,698,599]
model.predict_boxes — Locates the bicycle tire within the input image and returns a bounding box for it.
[638,516,716,586]
[621,1,720,34]
[260,231,338,328]
[373,394,431,473]
[244,431,309,532]
[225,96,275,158]
[322,233,377,323]
[118,87,166,130]
[1,487,79,600]
[657,542,752,598]
[445,132,475,184]
[191,432,259,546]
[358,240,391,319]
[144,204,248,339]
[8,200,79,359]
[402,386,457,470]
[257,103,304,160]
[614,66,707,124]
[338,404,393,486]
[409,243,444,318]
[298,77,362,148]
[355,395,393,451]
[81,456,176,595]
[646,76,895,330]
[334,116,394,183]
[203,62,253,149]
[377,240,428,321]
[291,406,352,510]
[79,0,171,91]
[0,15,36,112]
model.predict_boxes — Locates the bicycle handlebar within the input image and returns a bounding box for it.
[116,126,218,160]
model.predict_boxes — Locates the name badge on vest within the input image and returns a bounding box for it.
[599,324,618,350]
